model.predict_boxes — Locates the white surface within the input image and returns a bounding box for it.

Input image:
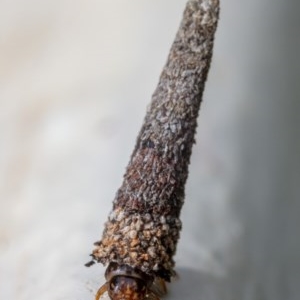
[0,1,299,299]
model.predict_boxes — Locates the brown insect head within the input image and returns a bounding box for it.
[95,262,163,300]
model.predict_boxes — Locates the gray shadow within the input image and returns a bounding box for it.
[166,267,234,300]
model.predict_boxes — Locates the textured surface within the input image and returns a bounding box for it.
[90,0,219,281]
[0,0,299,300]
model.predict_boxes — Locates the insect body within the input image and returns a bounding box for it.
[95,262,166,300]
[87,1,219,299]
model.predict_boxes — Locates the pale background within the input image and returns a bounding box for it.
[0,1,299,300]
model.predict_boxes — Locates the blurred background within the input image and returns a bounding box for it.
[0,0,299,299]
